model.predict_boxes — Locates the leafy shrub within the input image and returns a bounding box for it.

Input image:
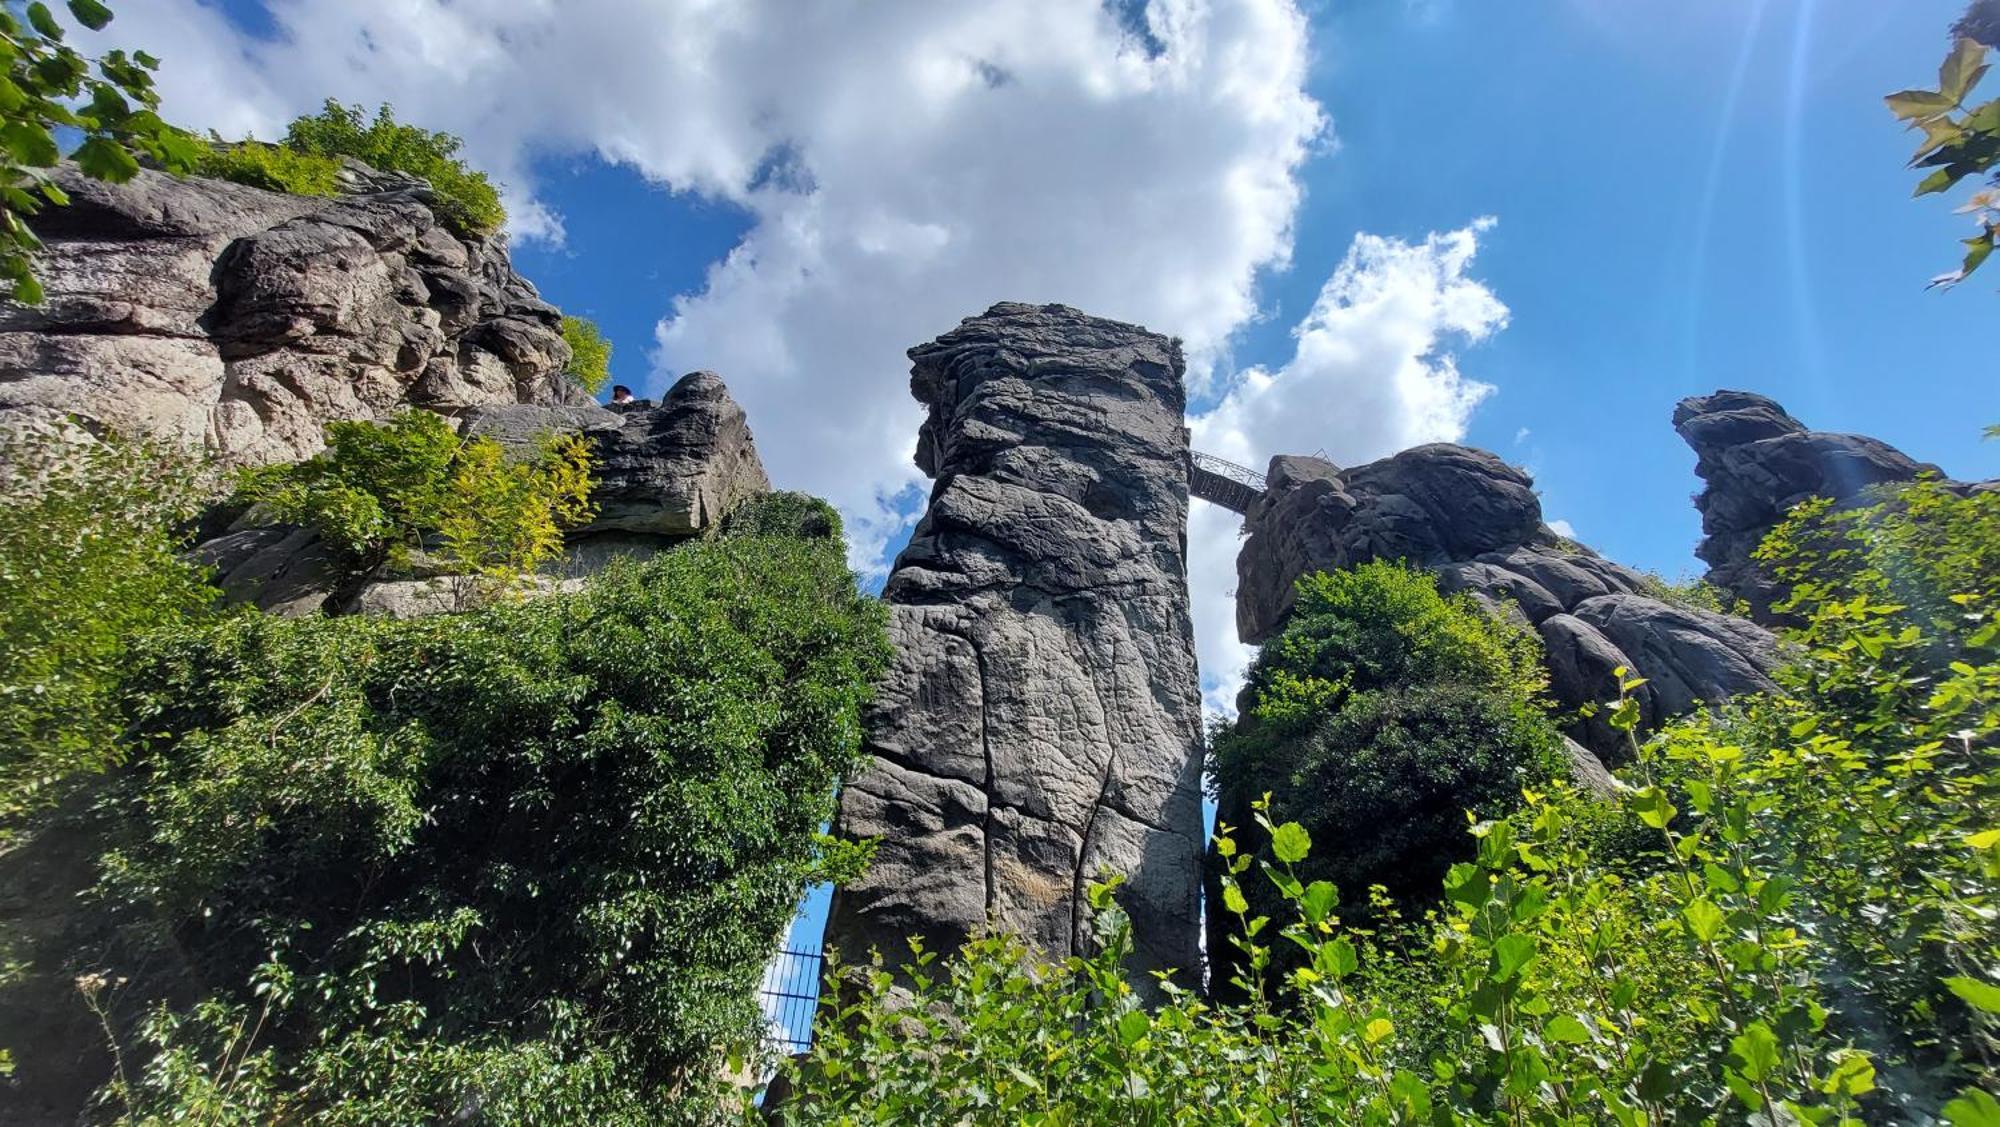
[780,476,2000,1124]
[1209,560,1561,953]
[95,532,890,1121]
[283,101,506,236]
[0,425,215,828]
[722,491,843,541]
[192,100,506,237]
[0,0,203,302]
[1639,571,1738,615]
[236,410,595,586]
[561,316,613,395]
[191,140,340,197]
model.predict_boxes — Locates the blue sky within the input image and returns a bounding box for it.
[152,0,1999,704]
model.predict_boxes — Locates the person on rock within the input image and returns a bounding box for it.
[609,384,635,405]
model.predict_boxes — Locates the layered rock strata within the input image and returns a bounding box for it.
[0,163,581,467]
[1674,390,1961,621]
[1234,444,1778,759]
[195,371,770,617]
[824,303,1205,986]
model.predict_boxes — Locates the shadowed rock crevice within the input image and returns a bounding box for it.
[825,303,1204,989]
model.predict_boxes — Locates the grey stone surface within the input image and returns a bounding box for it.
[1234,442,1780,762]
[0,163,576,466]
[462,370,771,538]
[824,303,1205,988]
[1673,389,1941,621]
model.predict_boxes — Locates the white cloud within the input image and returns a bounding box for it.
[1547,518,1577,539]
[1188,219,1509,715]
[95,0,1325,571]
[1514,426,1531,444]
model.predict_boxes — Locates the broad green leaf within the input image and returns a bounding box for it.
[1944,976,2000,1014]
[1327,936,1359,978]
[1821,1051,1875,1098]
[26,3,64,40]
[1731,1022,1782,1082]
[1945,1086,2000,1127]
[1630,786,1677,830]
[1545,1015,1591,1044]
[1363,1018,1393,1044]
[67,0,113,31]
[1683,898,1726,943]
[1886,89,1958,121]
[1116,1009,1149,1046]
[1966,828,2000,849]
[1221,883,1248,916]
[1270,821,1311,864]
[1,120,61,168]
[1917,166,1967,196]
[1492,934,1537,983]
[1301,880,1337,925]
[1941,37,1990,103]
[72,136,140,182]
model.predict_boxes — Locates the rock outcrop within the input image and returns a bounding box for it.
[1674,390,1951,621]
[190,371,771,618]
[1235,444,1778,758]
[824,303,1205,988]
[0,163,582,467]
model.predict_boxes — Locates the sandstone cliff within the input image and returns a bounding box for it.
[1673,389,1981,622]
[824,303,1206,987]
[0,162,582,467]
[1234,444,1778,758]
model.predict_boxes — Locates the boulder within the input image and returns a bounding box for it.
[0,163,577,467]
[1673,390,1942,620]
[1235,440,1781,762]
[824,303,1205,990]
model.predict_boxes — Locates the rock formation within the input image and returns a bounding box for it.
[0,163,581,467]
[1674,390,1963,621]
[192,371,771,618]
[823,303,1205,987]
[1234,444,1778,758]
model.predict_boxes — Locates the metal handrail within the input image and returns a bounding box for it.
[1190,450,1265,491]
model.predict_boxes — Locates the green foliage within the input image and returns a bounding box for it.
[0,425,214,828]
[283,100,505,236]
[236,411,595,587]
[1887,34,2000,288]
[0,1,202,302]
[1639,571,1739,615]
[721,491,844,542]
[781,477,2000,1123]
[560,315,613,395]
[94,534,890,1121]
[1210,561,1562,933]
[191,140,340,198]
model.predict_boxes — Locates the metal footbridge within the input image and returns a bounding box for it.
[1188,451,1265,516]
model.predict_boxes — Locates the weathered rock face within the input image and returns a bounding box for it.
[1235,443,1778,759]
[824,303,1205,987]
[1673,390,1943,621]
[195,372,771,617]
[0,163,582,466]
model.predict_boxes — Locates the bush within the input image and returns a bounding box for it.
[192,140,341,197]
[0,425,215,828]
[235,410,595,587]
[722,491,843,541]
[1209,560,1561,953]
[94,532,891,1121]
[196,101,505,237]
[561,316,612,395]
[777,476,2000,1124]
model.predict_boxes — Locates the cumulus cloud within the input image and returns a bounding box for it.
[1547,518,1577,539]
[1187,219,1509,715]
[95,0,1325,569]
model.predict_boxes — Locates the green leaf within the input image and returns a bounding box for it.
[1945,1087,2000,1127]
[1630,786,1677,830]
[1963,234,1994,279]
[1887,89,1958,121]
[1821,1051,1875,1098]
[1730,1022,1781,1083]
[1301,880,1337,925]
[1917,166,1968,196]
[1492,934,1537,983]
[1270,821,1311,864]
[1,121,61,168]
[72,136,139,182]
[1544,1015,1591,1044]
[1683,898,1726,943]
[1327,936,1359,978]
[26,3,65,40]
[1116,1009,1149,1047]
[1363,1017,1394,1044]
[1944,976,2000,1014]
[1221,883,1248,916]
[66,0,113,31]
[1941,37,1990,104]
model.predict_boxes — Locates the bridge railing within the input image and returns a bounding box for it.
[1190,450,1266,492]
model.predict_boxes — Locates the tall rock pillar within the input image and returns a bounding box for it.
[824,302,1205,985]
